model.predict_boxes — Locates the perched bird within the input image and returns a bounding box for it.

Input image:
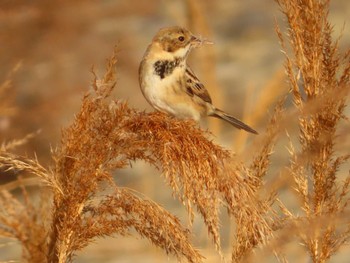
[139,26,258,134]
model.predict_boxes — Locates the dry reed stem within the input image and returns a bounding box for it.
[0,185,49,263]
[0,152,59,193]
[0,62,21,119]
[1,131,41,152]
[275,0,350,261]
[234,70,287,153]
[0,176,40,191]
[227,98,286,262]
[186,0,224,135]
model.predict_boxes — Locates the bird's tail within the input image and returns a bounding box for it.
[210,109,258,134]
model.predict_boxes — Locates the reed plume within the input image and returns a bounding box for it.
[274,0,350,261]
[1,1,350,262]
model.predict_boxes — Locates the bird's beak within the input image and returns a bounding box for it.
[190,35,213,48]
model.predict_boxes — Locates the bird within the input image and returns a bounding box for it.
[139,26,258,134]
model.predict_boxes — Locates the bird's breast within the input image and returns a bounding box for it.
[153,57,184,79]
[141,60,184,101]
[139,54,203,121]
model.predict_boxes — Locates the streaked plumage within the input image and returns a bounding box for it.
[139,26,258,134]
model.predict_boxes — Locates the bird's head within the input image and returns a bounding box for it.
[152,26,212,58]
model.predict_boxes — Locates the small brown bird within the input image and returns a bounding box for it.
[139,26,258,134]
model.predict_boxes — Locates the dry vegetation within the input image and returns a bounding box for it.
[1,0,350,262]
[274,0,350,261]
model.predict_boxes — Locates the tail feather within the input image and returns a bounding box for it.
[210,109,258,134]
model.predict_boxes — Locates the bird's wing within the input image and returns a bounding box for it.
[185,67,212,104]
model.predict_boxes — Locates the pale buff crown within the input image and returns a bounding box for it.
[152,26,195,53]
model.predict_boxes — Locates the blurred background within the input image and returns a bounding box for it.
[1,0,350,262]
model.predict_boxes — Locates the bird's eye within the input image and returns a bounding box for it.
[178,36,185,42]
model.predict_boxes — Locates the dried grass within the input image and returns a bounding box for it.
[0,63,20,119]
[274,0,350,261]
[1,0,350,263]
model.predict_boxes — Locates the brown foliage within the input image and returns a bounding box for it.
[0,48,279,262]
[1,0,350,263]
[275,0,350,261]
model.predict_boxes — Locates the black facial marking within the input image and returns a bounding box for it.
[154,57,183,79]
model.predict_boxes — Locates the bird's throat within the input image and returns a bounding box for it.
[153,57,185,79]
